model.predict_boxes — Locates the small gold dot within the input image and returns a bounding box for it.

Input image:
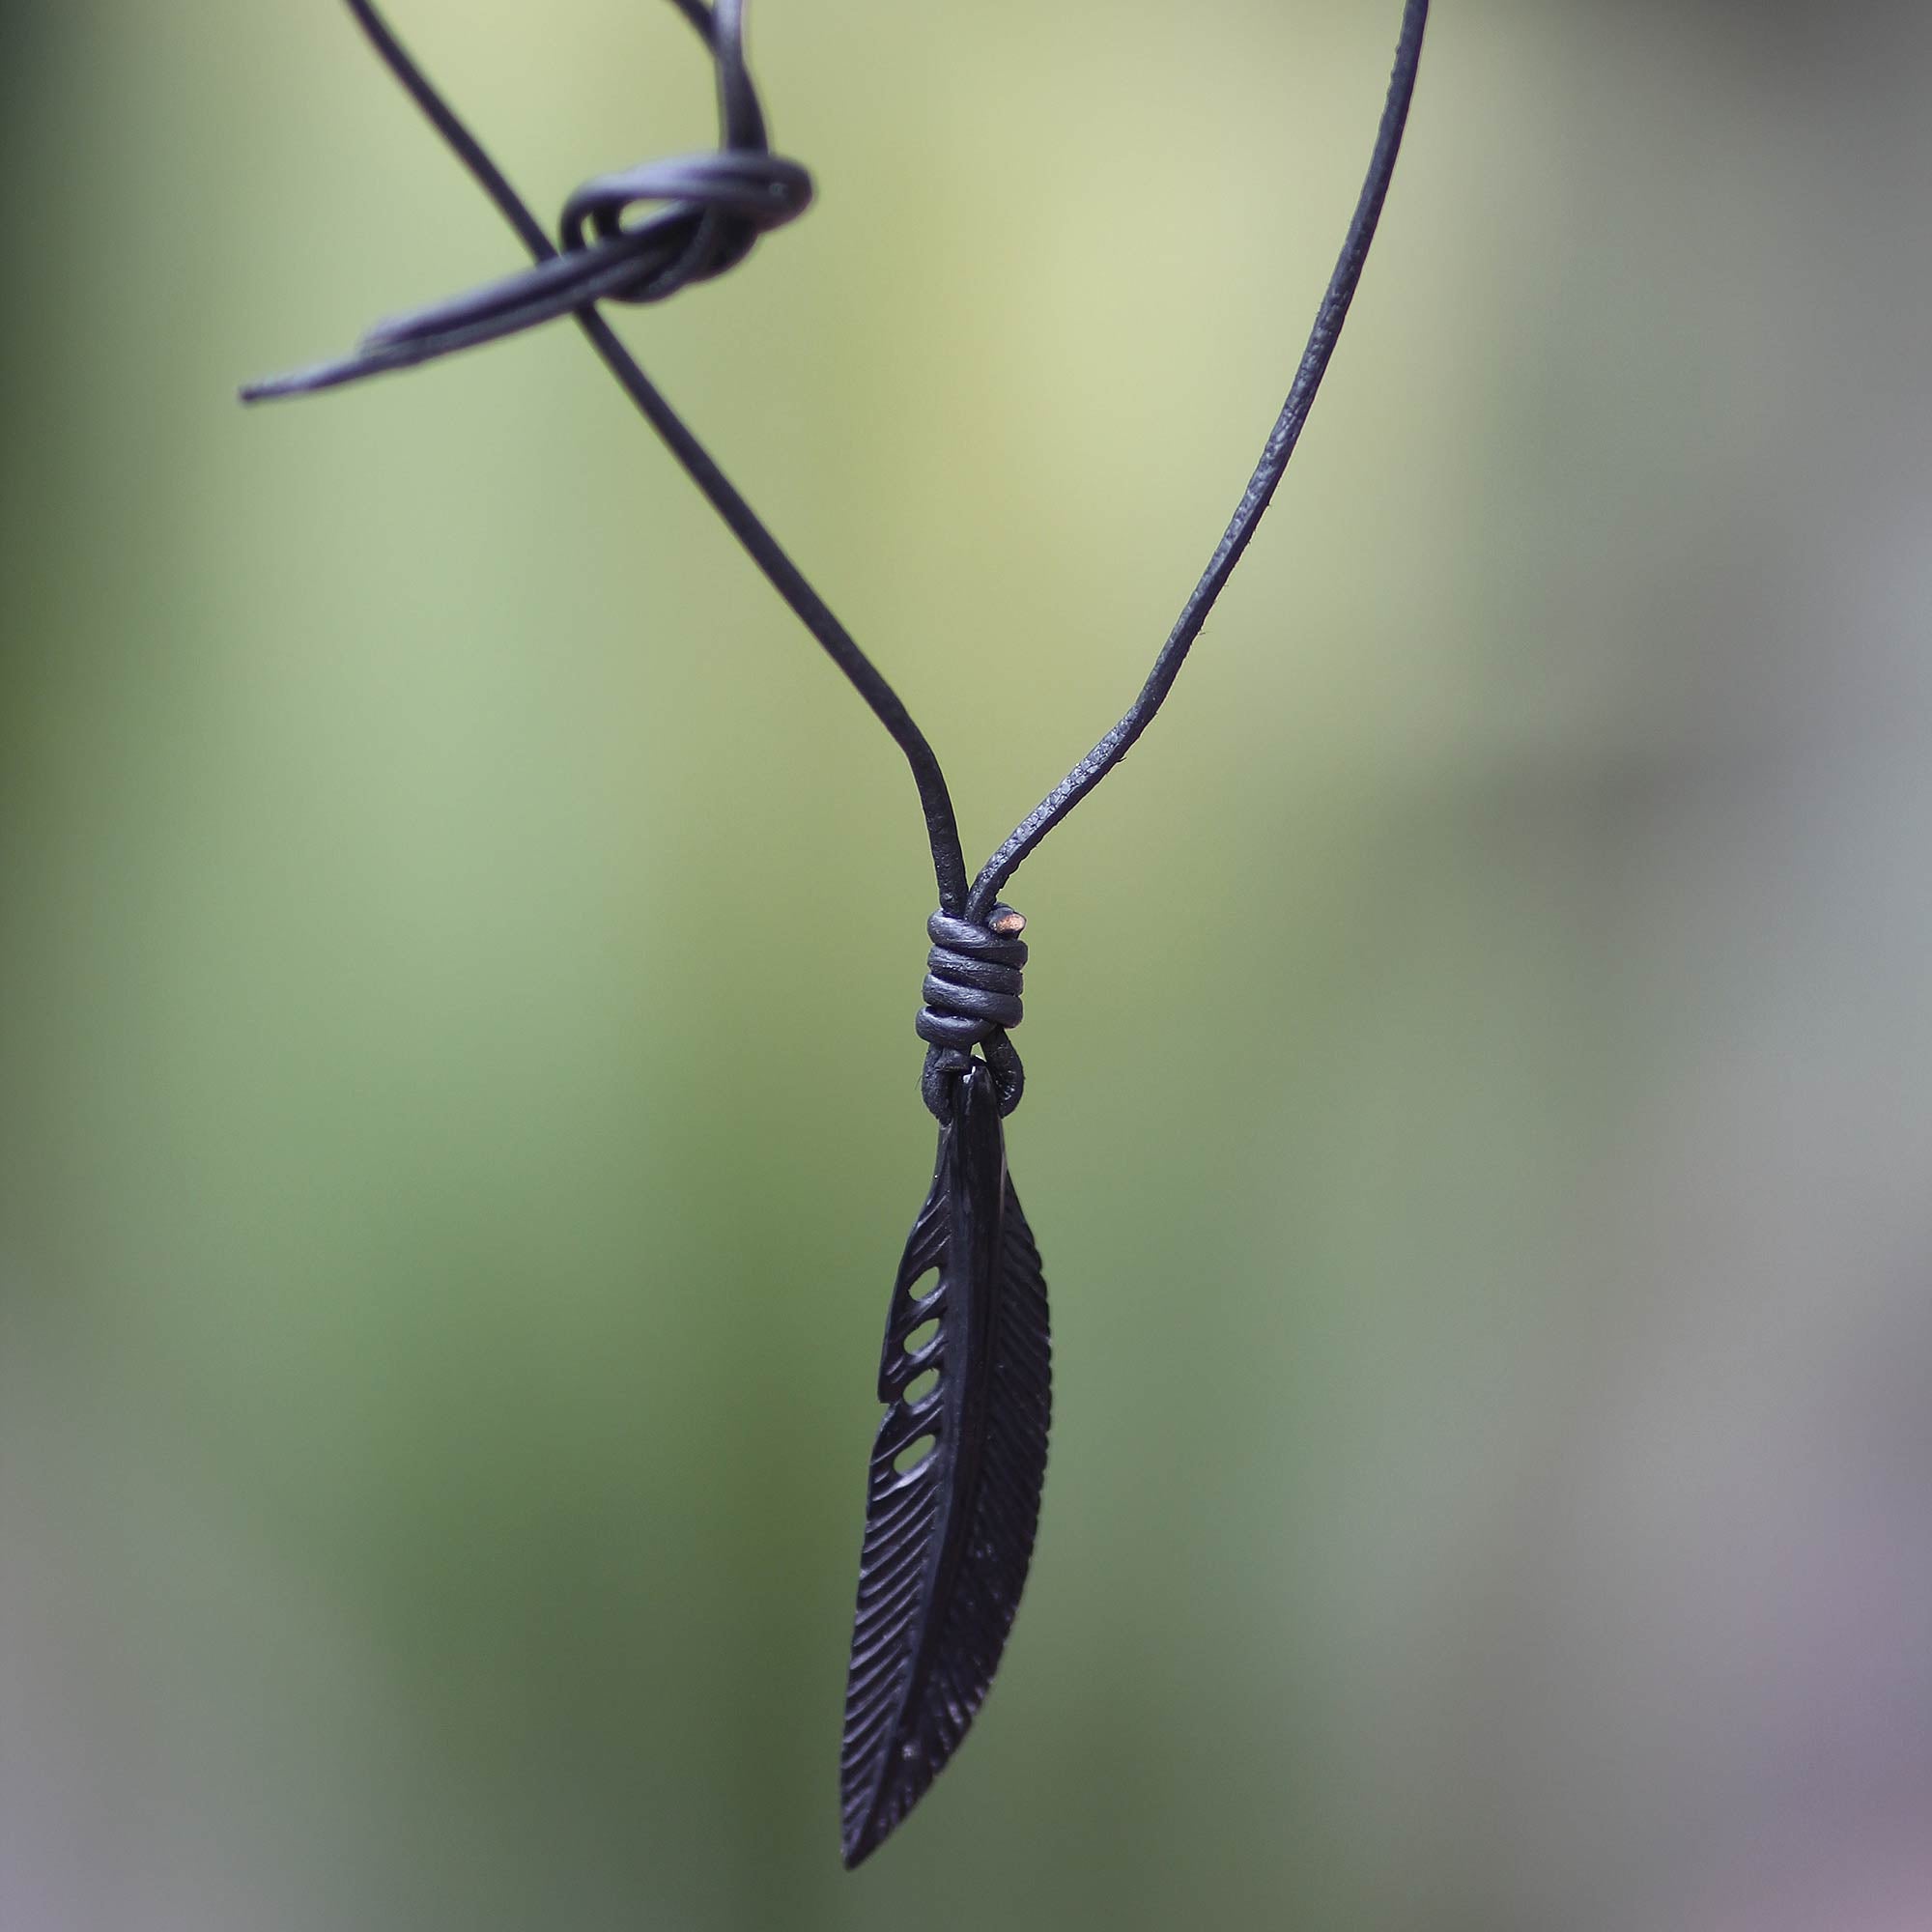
[989,908,1027,936]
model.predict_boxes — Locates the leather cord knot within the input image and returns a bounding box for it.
[918,905,1028,1120]
[242,0,810,402]
[344,148,810,374]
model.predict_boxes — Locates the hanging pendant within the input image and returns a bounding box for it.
[840,1055,1051,1868]
[240,0,1431,1868]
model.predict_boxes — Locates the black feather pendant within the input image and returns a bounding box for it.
[240,0,1429,1866]
[840,1060,1052,1866]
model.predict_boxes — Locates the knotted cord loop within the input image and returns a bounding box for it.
[918,906,1027,1121]
[242,0,811,401]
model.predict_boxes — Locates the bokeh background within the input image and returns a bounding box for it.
[6,2,1932,1927]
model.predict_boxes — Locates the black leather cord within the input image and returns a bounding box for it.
[243,150,810,401]
[963,0,1430,924]
[243,0,974,918]
[242,0,810,404]
[242,0,1431,1123]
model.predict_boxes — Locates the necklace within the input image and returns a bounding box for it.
[244,0,1430,1866]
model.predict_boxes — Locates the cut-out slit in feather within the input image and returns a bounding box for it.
[839,1061,1052,1866]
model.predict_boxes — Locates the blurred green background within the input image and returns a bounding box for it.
[7,2,1932,1927]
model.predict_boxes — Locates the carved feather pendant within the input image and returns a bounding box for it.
[238,0,1428,1870]
[839,1059,1052,1866]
